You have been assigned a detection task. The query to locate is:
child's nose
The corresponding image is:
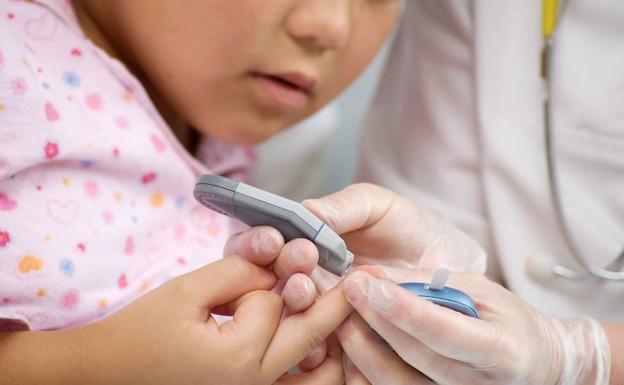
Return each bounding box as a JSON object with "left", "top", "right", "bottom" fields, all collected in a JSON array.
[{"left": 286, "top": 0, "right": 350, "bottom": 51}]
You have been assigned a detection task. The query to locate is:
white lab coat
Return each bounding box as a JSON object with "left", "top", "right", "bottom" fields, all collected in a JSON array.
[{"left": 359, "top": 0, "right": 624, "bottom": 321}]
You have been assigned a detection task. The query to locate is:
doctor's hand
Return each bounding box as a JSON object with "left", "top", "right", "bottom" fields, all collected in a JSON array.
[
  {"left": 304, "top": 183, "right": 487, "bottom": 274},
  {"left": 337, "top": 268, "right": 610, "bottom": 385}
]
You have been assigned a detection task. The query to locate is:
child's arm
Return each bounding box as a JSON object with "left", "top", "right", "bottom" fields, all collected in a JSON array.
[
  {"left": 0, "top": 328, "right": 85, "bottom": 385},
  {"left": 0, "top": 256, "right": 350, "bottom": 385},
  {"left": 0, "top": 325, "right": 139, "bottom": 385},
  {"left": 0, "top": 256, "right": 276, "bottom": 385}
]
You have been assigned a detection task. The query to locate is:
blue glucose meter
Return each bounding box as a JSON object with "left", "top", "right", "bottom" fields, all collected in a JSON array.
[{"left": 399, "top": 282, "right": 479, "bottom": 318}]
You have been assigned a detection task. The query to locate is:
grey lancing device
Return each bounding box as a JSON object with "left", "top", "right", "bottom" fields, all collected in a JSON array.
[{"left": 194, "top": 174, "right": 354, "bottom": 276}]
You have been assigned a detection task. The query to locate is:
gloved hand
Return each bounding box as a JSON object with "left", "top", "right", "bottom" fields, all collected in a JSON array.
[
  {"left": 304, "top": 183, "right": 487, "bottom": 273},
  {"left": 338, "top": 268, "right": 611, "bottom": 385},
  {"left": 303, "top": 183, "right": 487, "bottom": 292}
]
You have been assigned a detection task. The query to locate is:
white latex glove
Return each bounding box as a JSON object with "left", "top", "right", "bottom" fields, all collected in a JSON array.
[
  {"left": 302, "top": 183, "right": 487, "bottom": 291},
  {"left": 338, "top": 268, "right": 611, "bottom": 385}
]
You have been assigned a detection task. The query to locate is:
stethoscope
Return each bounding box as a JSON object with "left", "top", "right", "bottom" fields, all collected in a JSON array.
[{"left": 534, "top": 0, "right": 624, "bottom": 281}]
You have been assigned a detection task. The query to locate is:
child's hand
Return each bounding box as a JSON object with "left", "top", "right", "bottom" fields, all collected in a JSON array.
[
  {"left": 224, "top": 225, "right": 320, "bottom": 312},
  {"left": 224, "top": 226, "right": 328, "bottom": 370},
  {"left": 0, "top": 256, "right": 350, "bottom": 385},
  {"left": 92, "top": 255, "right": 352, "bottom": 385}
]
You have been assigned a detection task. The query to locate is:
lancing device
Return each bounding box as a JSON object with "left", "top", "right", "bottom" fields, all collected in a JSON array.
[{"left": 193, "top": 174, "right": 354, "bottom": 276}]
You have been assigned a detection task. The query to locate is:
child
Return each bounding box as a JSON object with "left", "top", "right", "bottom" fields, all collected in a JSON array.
[{"left": 0, "top": 0, "right": 399, "bottom": 383}]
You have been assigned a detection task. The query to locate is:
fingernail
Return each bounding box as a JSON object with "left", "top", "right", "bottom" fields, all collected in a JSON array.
[
  {"left": 292, "top": 274, "right": 315, "bottom": 300},
  {"left": 368, "top": 279, "right": 395, "bottom": 315},
  {"left": 343, "top": 273, "right": 369, "bottom": 304},
  {"left": 308, "top": 343, "right": 325, "bottom": 361},
  {"left": 286, "top": 241, "right": 307, "bottom": 271},
  {"left": 251, "top": 230, "right": 279, "bottom": 256}
]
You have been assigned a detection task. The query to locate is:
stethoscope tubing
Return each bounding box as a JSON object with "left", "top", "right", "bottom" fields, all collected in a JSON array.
[{"left": 543, "top": 23, "right": 624, "bottom": 281}]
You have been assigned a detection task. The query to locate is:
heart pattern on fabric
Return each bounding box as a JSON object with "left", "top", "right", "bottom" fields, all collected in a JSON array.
[
  {"left": 0, "top": 193, "right": 17, "bottom": 211},
  {"left": 46, "top": 200, "right": 80, "bottom": 226},
  {"left": 18, "top": 255, "right": 43, "bottom": 274},
  {"left": 124, "top": 236, "right": 134, "bottom": 255},
  {"left": 84, "top": 180, "right": 98, "bottom": 198},
  {"left": 45, "top": 102, "right": 60, "bottom": 121},
  {"left": 24, "top": 12, "right": 58, "bottom": 41},
  {"left": 151, "top": 134, "right": 166, "bottom": 153},
  {"left": 118, "top": 273, "right": 128, "bottom": 288}
]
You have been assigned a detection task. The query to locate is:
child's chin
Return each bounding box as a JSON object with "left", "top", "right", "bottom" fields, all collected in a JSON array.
[
  {"left": 193, "top": 111, "right": 293, "bottom": 145},
  {"left": 208, "top": 125, "right": 282, "bottom": 146}
]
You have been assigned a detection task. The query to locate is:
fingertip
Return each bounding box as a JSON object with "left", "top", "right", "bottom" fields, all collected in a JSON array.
[
  {"left": 282, "top": 273, "right": 317, "bottom": 313},
  {"left": 251, "top": 226, "right": 285, "bottom": 260},
  {"left": 298, "top": 341, "right": 328, "bottom": 371},
  {"left": 353, "top": 265, "right": 387, "bottom": 279},
  {"left": 367, "top": 279, "right": 396, "bottom": 317},
  {"left": 274, "top": 239, "right": 319, "bottom": 278},
  {"left": 303, "top": 199, "right": 338, "bottom": 228},
  {"left": 290, "top": 239, "right": 319, "bottom": 273},
  {"left": 223, "top": 226, "right": 285, "bottom": 266},
  {"left": 342, "top": 271, "right": 374, "bottom": 306},
  {"left": 344, "top": 270, "right": 374, "bottom": 282}
]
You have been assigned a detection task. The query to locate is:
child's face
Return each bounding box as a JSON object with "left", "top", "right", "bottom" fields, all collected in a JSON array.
[{"left": 78, "top": 0, "right": 399, "bottom": 145}]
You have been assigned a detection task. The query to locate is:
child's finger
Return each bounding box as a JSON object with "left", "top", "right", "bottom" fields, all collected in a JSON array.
[
  {"left": 211, "top": 288, "right": 270, "bottom": 316},
  {"left": 219, "top": 290, "right": 284, "bottom": 355},
  {"left": 261, "top": 283, "right": 352, "bottom": 378},
  {"left": 223, "top": 226, "right": 284, "bottom": 266},
  {"left": 297, "top": 330, "right": 341, "bottom": 372},
  {"left": 171, "top": 256, "right": 276, "bottom": 311},
  {"left": 274, "top": 334, "right": 344, "bottom": 385},
  {"left": 274, "top": 358, "right": 343, "bottom": 385},
  {"left": 282, "top": 273, "right": 317, "bottom": 314},
  {"left": 272, "top": 238, "right": 319, "bottom": 280},
  {"left": 297, "top": 340, "right": 327, "bottom": 371}
]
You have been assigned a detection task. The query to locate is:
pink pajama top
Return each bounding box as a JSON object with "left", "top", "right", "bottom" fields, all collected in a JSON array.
[{"left": 0, "top": 0, "right": 254, "bottom": 331}]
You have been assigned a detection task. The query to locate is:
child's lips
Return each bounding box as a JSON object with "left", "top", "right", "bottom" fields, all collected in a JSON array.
[
  {"left": 271, "top": 72, "right": 317, "bottom": 94},
  {"left": 251, "top": 72, "right": 315, "bottom": 111}
]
